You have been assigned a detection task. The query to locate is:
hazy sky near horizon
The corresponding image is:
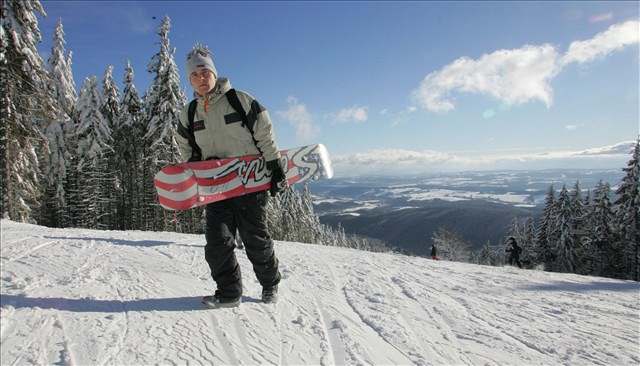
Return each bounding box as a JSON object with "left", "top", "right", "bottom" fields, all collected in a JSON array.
[{"left": 37, "top": 1, "right": 639, "bottom": 173}]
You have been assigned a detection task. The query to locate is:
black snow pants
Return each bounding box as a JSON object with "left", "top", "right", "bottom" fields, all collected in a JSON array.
[
  {"left": 508, "top": 255, "right": 522, "bottom": 268},
  {"left": 204, "top": 191, "right": 281, "bottom": 298}
]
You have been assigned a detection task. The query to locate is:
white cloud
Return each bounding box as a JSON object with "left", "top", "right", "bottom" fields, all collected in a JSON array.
[
  {"left": 332, "top": 141, "right": 635, "bottom": 176},
  {"left": 561, "top": 20, "right": 640, "bottom": 66},
  {"left": 276, "top": 96, "right": 319, "bottom": 142},
  {"left": 334, "top": 149, "right": 456, "bottom": 166},
  {"left": 412, "top": 45, "right": 560, "bottom": 112},
  {"left": 589, "top": 12, "right": 614, "bottom": 24},
  {"left": 412, "top": 19, "right": 640, "bottom": 113},
  {"left": 565, "top": 124, "right": 578, "bottom": 131},
  {"left": 333, "top": 106, "right": 368, "bottom": 123},
  {"left": 379, "top": 109, "right": 389, "bottom": 115},
  {"left": 383, "top": 105, "right": 421, "bottom": 127}
]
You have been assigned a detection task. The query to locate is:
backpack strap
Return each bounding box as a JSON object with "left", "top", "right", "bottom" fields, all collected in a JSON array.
[
  {"left": 178, "top": 99, "right": 202, "bottom": 162},
  {"left": 179, "top": 90, "right": 264, "bottom": 161},
  {"left": 188, "top": 99, "right": 198, "bottom": 129},
  {"left": 225, "top": 88, "right": 263, "bottom": 155}
]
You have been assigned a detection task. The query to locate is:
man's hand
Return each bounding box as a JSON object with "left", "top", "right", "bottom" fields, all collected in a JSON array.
[{"left": 266, "top": 159, "right": 288, "bottom": 196}]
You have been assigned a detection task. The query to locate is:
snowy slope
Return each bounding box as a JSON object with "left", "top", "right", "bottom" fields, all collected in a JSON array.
[{"left": 1, "top": 220, "right": 639, "bottom": 366}]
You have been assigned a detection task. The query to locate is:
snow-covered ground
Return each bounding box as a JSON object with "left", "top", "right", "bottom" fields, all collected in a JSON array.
[
  {"left": 341, "top": 201, "right": 381, "bottom": 214},
  {"left": 1, "top": 220, "right": 639, "bottom": 365}
]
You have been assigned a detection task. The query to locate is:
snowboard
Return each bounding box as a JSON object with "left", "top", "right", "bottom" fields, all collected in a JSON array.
[{"left": 154, "top": 144, "right": 333, "bottom": 211}]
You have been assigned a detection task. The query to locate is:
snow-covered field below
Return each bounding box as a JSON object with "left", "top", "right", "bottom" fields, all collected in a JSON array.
[
  {"left": 1, "top": 220, "right": 639, "bottom": 365},
  {"left": 385, "top": 188, "right": 532, "bottom": 206}
]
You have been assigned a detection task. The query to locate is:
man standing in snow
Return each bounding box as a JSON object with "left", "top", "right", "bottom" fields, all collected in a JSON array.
[
  {"left": 505, "top": 237, "right": 522, "bottom": 268},
  {"left": 176, "top": 45, "right": 286, "bottom": 308}
]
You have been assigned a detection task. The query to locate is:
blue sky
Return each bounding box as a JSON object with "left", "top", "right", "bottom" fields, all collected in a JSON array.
[{"left": 38, "top": 1, "right": 639, "bottom": 174}]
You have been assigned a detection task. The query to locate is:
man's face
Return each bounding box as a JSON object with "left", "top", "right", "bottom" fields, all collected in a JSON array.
[{"left": 190, "top": 68, "right": 216, "bottom": 96}]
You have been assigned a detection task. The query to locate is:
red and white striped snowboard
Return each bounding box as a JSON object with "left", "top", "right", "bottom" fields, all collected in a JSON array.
[{"left": 154, "top": 144, "right": 333, "bottom": 211}]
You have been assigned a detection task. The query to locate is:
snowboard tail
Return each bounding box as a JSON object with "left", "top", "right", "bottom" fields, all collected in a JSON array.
[{"left": 155, "top": 144, "right": 333, "bottom": 211}]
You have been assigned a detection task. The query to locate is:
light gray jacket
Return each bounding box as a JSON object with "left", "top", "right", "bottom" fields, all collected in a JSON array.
[{"left": 176, "top": 78, "right": 281, "bottom": 162}]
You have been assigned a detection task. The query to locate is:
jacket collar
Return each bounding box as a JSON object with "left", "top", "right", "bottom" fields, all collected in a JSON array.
[{"left": 202, "top": 77, "right": 232, "bottom": 104}]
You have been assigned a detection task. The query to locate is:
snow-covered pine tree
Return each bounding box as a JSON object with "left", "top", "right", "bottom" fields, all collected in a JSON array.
[
  {"left": 582, "top": 188, "right": 591, "bottom": 210},
  {"left": 477, "top": 241, "right": 503, "bottom": 266},
  {"left": 42, "top": 121, "right": 67, "bottom": 227},
  {"left": 43, "top": 18, "right": 77, "bottom": 227},
  {"left": 506, "top": 217, "right": 524, "bottom": 243},
  {"left": 297, "top": 184, "right": 323, "bottom": 244},
  {"left": 570, "top": 180, "right": 585, "bottom": 224},
  {"left": 267, "top": 188, "right": 303, "bottom": 242},
  {"left": 477, "top": 241, "right": 493, "bottom": 265},
  {"left": 491, "top": 242, "right": 505, "bottom": 266},
  {"left": 613, "top": 139, "right": 640, "bottom": 280},
  {"left": 65, "top": 138, "right": 81, "bottom": 227},
  {"left": 100, "top": 65, "right": 121, "bottom": 229},
  {"left": 579, "top": 187, "right": 594, "bottom": 265},
  {"left": 569, "top": 180, "right": 593, "bottom": 274},
  {"left": 101, "top": 65, "right": 120, "bottom": 130},
  {"left": 1, "top": 0, "right": 56, "bottom": 222},
  {"left": 588, "top": 181, "right": 617, "bottom": 277},
  {"left": 331, "top": 222, "right": 349, "bottom": 248},
  {"left": 57, "top": 38, "right": 81, "bottom": 227},
  {"left": 142, "top": 16, "right": 187, "bottom": 231},
  {"left": 264, "top": 185, "right": 388, "bottom": 252},
  {"left": 580, "top": 187, "right": 593, "bottom": 231},
  {"left": 431, "top": 227, "right": 472, "bottom": 262},
  {"left": 535, "top": 185, "right": 556, "bottom": 269},
  {"left": 117, "top": 61, "right": 145, "bottom": 230},
  {"left": 269, "top": 185, "right": 326, "bottom": 245},
  {"left": 505, "top": 217, "right": 535, "bottom": 267},
  {"left": 521, "top": 217, "right": 537, "bottom": 267},
  {"left": 48, "top": 18, "right": 76, "bottom": 116},
  {"left": 552, "top": 185, "right": 578, "bottom": 273},
  {"left": 75, "top": 76, "right": 113, "bottom": 229},
  {"left": 581, "top": 187, "right": 593, "bottom": 223},
  {"left": 265, "top": 188, "right": 286, "bottom": 240}
]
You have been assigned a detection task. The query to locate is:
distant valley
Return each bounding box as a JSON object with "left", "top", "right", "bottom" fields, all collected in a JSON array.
[{"left": 307, "top": 169, "right": 624, "bottom": 256}]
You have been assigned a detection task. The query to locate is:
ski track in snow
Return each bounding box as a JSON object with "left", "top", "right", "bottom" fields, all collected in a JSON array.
[
  {"left": 1, "top": 220, "right": 639, "bottom": 365},
  {"left": 2, "top": 239, "right": 61, "bottom": 264}
]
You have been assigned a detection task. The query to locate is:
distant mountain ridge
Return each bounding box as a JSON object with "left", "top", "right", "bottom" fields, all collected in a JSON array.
[{"left": 574, "top": 141, "right": 636, "bottom": 156}]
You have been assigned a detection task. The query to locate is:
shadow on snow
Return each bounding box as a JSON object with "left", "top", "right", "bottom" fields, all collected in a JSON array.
[
  {"left": 0, "top": 294, "right": 260, "bottom": 312},
  {"left": 43, "top": 236, "right": 202, "bottom": 248},
  {"left": 519, "top": 280, "right": 640, "bottom": 293}
]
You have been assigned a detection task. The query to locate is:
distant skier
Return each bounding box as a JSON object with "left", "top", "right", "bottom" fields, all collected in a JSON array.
[
  {"left": 176, "top": 45, "right": 286, "bottom": 308},
  {"left": 431, "top": 244, "right": 439, "bottom": 260},
  {"left": 505, "top": 237, "right": 522, "bottom": 268}
]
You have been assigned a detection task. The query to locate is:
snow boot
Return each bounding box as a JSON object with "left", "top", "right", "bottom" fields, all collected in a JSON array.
[
  {"left": 202, "top": 294, "right": 241, "bottom": 309},
  {"left": 262, "top": 285, "right": 278, "bottom": 304}
]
